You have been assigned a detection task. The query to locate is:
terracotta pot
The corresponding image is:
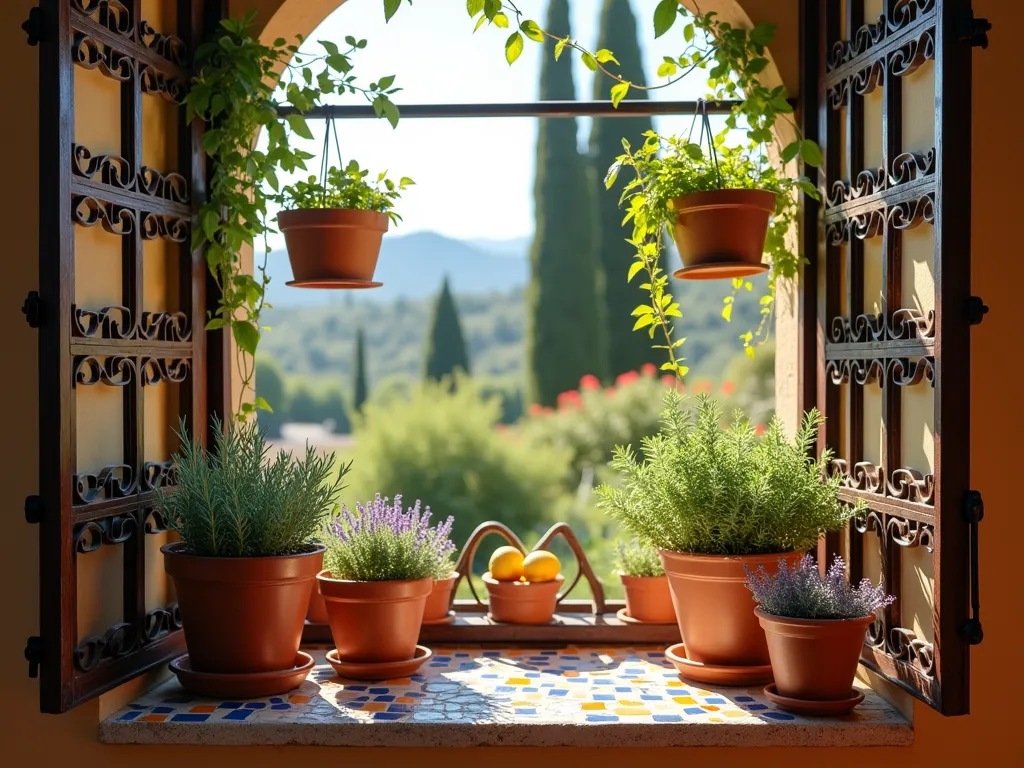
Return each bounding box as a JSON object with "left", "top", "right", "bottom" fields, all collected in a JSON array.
[
  {"left": 484, "top": 573, "right": 564, "bottom": 624},
  {"left": 317, "top": 571, "right": 432, "bottom": 663},
  {"left": 659, "top": 549, "right": 804, "bottom": 667},
  {"left": 671, "top": 189, "right": 776, "bottom": 278},
  {"left": 278, "top": 208, "right": 389, "bottom": 283},
  {"left": 306, "top": 548, "right": 328, "bottom": 623},
  {"left": 162, "top": 542, "right": 324, "bottom": 675},
  {"left": 423, "top": 571, "right": 459, "bottom": 623},
  {"left": 757, "top": 609, "right": 875, "bottom": 701},
  {"left": 620, "top": 573, "right": 676, "bottom": 624}
]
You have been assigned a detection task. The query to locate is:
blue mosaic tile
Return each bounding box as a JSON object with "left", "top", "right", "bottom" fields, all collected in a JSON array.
[
  {"left": 243, "top": 702, "right": 266, "bottom": 710},
  {"left": 763, "top": 712, "right": 796, "bottom": 721},
  {"left": 586, "top": 715, "right": 620, "bottom": 723},
  {"left": 222, "top": 709, "right": 254, "bottom": 721},
  {"left": 118, "top": 711, "right": 141, "bottom": 721},
  {"left": 653, "top": 714, "right": 684, "bottom": 723},
  {"left": 372, "top": 712, "right": 404, "bottom": 721},
  {"left": 150, "top": 707, "right": 173, "bottom": 715}
]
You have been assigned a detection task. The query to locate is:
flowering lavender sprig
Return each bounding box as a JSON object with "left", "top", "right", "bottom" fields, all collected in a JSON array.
[
  {"left": 324, "top": 494, "right": 456, "bottom": 582},
  {"left": 745, "top": 554, "right": 896, "bottom": 620}
]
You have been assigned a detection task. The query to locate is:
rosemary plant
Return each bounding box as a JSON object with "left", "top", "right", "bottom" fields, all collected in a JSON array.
[
  {"left": 597, "top": 391, "right": 857, "bottom": 556},
  {"left": 616, "top": 538, "right": 665, "bottom": 578},
  {"left": 157, "top": 418, "right": 348, "bottom": 557}
]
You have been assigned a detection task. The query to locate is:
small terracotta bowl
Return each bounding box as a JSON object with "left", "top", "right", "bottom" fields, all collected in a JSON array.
[{"left": 483, "top": 572, "right": 564, "bottom": 624}]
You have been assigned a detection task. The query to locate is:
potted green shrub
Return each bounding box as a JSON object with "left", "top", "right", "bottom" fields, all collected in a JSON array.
[
  {"left": 157, "top": 419, "right": 346, "bottom": 697},
  {"left": 317, "top": 495, "right": 454, "bottom": 679},
  {"left": 616, "top": 538, "right": 675, "bottom": 625},
  {"left": 422, "top": 546, "right": 460, "bottom": 626},
  {"left": 613, "top": 132, "right": 802, "bottom": 281},
  {"left": 597, "top": 392, "right": 855, "bottom": 686},
  {"left": 275, "top": 161, "right": 413, "bottom": 287},
  {"left": 747, "top": 554, "right": 895, "bottom": 715}
]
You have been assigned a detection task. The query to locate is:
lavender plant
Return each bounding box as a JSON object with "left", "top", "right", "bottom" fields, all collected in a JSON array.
[
  {"left": 745, "top": 554, "right": 896, "bottom": 620},
  {"left": 323, "top": 494, "right": 456, "bottom": 582},
  {"left": 616, "top": 539, "right": 664, "bottom": 578}
]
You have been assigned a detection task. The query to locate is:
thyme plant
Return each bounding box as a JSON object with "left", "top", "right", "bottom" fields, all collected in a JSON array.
[
  {"left": 616, "top": 538, "right": 664, "bottom": 578},
  {"left": 275, "top": 161, "right": 414, "bottom": 222},
  {"left": 185, "top": 13, "right": 401, "bottom": 419},
  {"left": 746, "top": 554, "right": 896, "bottom": 620},
  {"left": 323, "top": 495, "right": 456, "bottom": 582},
  {"left": 157, "top": 418, "right": 349, "bottom": 557},
  {"left": 597, "top": 391, "right": 857, "bottom": 556}
]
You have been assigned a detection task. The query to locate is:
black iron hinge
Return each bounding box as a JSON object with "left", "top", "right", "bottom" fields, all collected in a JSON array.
[
  {"left": 968, "top": 296, "right": 989, "bottom": 325},
  {"left": 25, "top": 636, "right": 42, "bottom": 678},
  {"left": 22, "top": 7, "right": 43, "bottom": 46},
  {"left": 25, "top": 495, "right": 41, "bottom": 524},
  {"left": 957, "top": 11, "right": 992, "bottom": 49},
  {"left": 21, "top": 291, "right": 41, "bottom": 328},
  {"left": 960, "top": 490, "right": 984, "bottom": 645}
]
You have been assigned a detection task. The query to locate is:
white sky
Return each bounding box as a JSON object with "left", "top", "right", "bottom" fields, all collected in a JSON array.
[{"left": 266, "top": 0, "right": 716, "bottom": 246}]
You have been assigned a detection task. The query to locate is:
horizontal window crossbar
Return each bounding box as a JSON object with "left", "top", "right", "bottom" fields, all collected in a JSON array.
[{"left": 277, "top": 99, "right": 750, "bottom": 120}]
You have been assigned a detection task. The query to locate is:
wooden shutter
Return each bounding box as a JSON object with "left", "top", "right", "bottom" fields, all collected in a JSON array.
[
  {"left": 30, "top": 0, "right": 219, "bottom": 714},
  {"left": 801, "top": 0, "right": 986, "bottom": 715}
]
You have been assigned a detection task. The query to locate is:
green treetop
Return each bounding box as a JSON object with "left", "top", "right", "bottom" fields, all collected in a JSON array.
[
  {"left": 527, "top": 0, "right": 608, "bottom": 406},
  {"left": 424, "top": 276, "right": 471, "bottom": 382}
]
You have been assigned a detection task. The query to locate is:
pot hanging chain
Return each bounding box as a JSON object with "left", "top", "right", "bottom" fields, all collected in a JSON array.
[
  {"left": 687, "top": 99, "right": 723, "bottom": 190},
  {"left": 317, "top": 115, "right": 345, "bottom": 206}
]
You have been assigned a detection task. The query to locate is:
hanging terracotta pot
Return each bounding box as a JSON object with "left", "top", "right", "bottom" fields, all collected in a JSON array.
[
  {"left": 422, "top": 571, "right": 459, "bottom": 624},
  {"left": 659, "top": 549, "right": 804, "bottom": 667},
  {"left": 670, "top": 189, "right": 775, "bottom": 280},
  {"left": 484, "top": 573, "right": 564, "bottom": 624},
  {"left": 162, "top": 542, "right": 324, "bottom": 674},
  {"left": 619, "top": 573, "right": 676, "bottom": 624},
  {"left": 277, "top": 209, "right": 389, "bottom": 287},
  {"left": 316, "top": 571, "right": 432, "bottom": 663},
  {"left": 756, "top": 609, "right": 875, "bottom": 702}
]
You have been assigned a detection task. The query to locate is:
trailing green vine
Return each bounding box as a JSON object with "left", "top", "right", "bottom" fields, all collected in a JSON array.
[
  {"left": 185, "top": 11, "right": 401, "bottom": 419},
  {"left": 457, "top": 0, "right": 822, "bottom": 373}
]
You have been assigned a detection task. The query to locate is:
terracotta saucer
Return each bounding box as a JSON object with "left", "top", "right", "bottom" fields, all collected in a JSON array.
[
  {"left": 673, "top": 262, "right": 769, "bottom": 280},
  {"left": 325, "top": 645, "right": 433, "bottom": 680},
  {"left": 169, "top": 651, "right": 314, "bottom": 698},
  {"left": 285, "top": 278, "right": 383, "bottom": 289},
  {"left": 764, "top": 684, "right": 865, "bottom": 716},
  {"left": 664, "top": 643, "right": 774, "bottom": 687},
  {"left": 421, "top": 610, "right": 456, "bottom": 626},
  {"left": 616, "top": 607, "right": 675, "bottom": 626}
]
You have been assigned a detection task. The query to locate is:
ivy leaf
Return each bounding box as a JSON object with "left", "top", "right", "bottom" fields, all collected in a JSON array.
[
  {"left": 581, "top": 52, "right": 597, "bottom": 71},
  {"left": 231, "top": 320, "right": 259, "bottom": 357},
  {"left": 604, "top": 160, "right": 622, "bottom": 189},
  {"left": 684, "top": 23, "right": 694, "bottom": 43},
  {"left": 285, "top": 113, "right": 314, "bottom": 140},
  {"left": 467, "top": 0, "right": 485, "bottom": 16},
  {"left": 377, "top": 74, "right": 396, "bottom": 91},
  {"left": 746, "top": 57, "right": 769, "bottom": 75},
  {"left": 202, "top": 208, "right": 220, "bottom": 242},
  {"left": 750, "top": 22, "right": 776, "bottom": 48},
  {"left": 781, "top": 141, "right": 801, "bottom": 164},
  {"left": 505, "top": 32, "right": 524, "bottom": 64},
  {"left": 653, "top": 0, "right": 678, "bottom": 39},
  {"left": 610, "top": 81, "right": 630, "bottom": 107},
  {"left": 632, "top": 305, "right": 655, "bottom": 316},
  {"left": 800, "top": 139, "right": 824, "bottom": 167},
  {"left": 657, "top": 61, "right": 677, "bottom": 78},
  {"left": 520, "top": 20, "right": 544, "bottom": 42},
  {"left": 627, "top": 260, "right": 645, "bottom": 282},
  {"left": 683, "top": 143, "right": 704, "bottom": 161},
  {"left": 493, "top": 12, "right": 509, "bottom": 28},
  {"left": 595, "top": 48, "right": 619, "bottom": 65},
  {"left": 633, "top": 314, "right": 656, "bottom": 331},
  {"left": 254, "top": 396, "right": 273, "bottom": 413},
  {"left": 383, "top": 0, "right": 402, "bottom": 22},
  {"left": 381, "top": 98, "right": 400, "bottom": 128},
  {"left": 554, "top": 37, "right": 569, "bottom": 61},
  {"left": 205, "top": 317, "right": 227, "bottom": 331}
]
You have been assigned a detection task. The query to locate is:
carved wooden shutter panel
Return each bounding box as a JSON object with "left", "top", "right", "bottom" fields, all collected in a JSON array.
[
  {"left": 802, "top": 0, "right": 982, "bottom": 715},
  {"left": 33, "top": 0, "right": 217, "bottom": 714}
]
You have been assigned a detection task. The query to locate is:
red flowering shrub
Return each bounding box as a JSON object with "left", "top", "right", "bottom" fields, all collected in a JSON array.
[
  {"left": 579, "top": 374, "right": 601, "bottom": 390},
  {"left": 640, "top": 363, "right": 657, "bottom": 377}
]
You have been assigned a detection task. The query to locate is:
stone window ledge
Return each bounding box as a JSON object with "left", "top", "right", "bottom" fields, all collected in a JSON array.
[{"left": 100, "top": 646, "right": 912, "bottom": 748}]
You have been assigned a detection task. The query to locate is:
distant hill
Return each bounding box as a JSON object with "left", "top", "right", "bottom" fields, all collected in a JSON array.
[{"left": 264, "top": 231, "right": 530, "bottom": 308}]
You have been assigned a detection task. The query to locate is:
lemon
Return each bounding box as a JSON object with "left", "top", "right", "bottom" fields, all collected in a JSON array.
[
  {"left": 489, "top": 546, "right": 525, "bottom": 581},
  {"left": 523, "top": 550, "right": 561, "bottom": 583}
]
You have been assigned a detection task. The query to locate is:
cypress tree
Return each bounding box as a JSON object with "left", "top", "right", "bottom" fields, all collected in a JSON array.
[
  {"left": 353, "top": 327, "right": 368, "bottom": 412},
  {"left": 526, "top": 0, "right": 608, "bottom": 406},
  {"left": 424, "top": 276, "right": 470, "bottom": 382},
  {"left": 590, "top": 0, "right": 664, "bottom": 377}
]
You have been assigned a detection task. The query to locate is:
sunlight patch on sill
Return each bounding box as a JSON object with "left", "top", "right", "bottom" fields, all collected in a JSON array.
[{"left": 100, "top": 647, "right": 912, "bottom": 748}]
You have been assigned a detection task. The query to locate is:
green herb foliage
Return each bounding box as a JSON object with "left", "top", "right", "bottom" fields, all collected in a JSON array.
[
  {"left": 275, "top": 161, "right": 413, "bottom": 221},
  {"left": 185, "top": 11, "right": 401, "bottom": 419},
  {"left": 157, "top": 418, "right": 348, "bottom": 557},
  {"left": 616, "top": 538, "right": 664, "bottom": 578},
  {"left": 597, "top": 392, "right": 856, "bottom": 556}
]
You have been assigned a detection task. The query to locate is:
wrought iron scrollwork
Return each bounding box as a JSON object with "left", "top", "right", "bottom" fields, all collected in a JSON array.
[
  {"left": 140, "top": 211, "right": 189, "bottom": 242},
  {"left": 71, "top": 0, "right": 133, "bottom": 37},
  {"left": 138, "top": 311, "right": 190, "bottom": 342},
  {"left": 889, "top": 627, "right": 936, "bottom": 677},
  {"left": 74, "top": 355, "right": 135, "bottom": 386},
  {"left": 143, "top": 604, "right": 182, "bottom": 643},
  {"left": 138, "top": 64, "right": 188, "bottom": 103},
  {"left": 142, "top": 507, "right": 170, "bottom": 534},
  {"left": 137, "top": 21, "right": 186, "bottom": 65},
  {"left": 74, "top": 306, "right": 134, "bottom": 340},
  {"left": 73, "top": 514, "right": 137, "bottom": 553},
  {"left": 140, "top": 358, "right": 190, "bottom": 386},
  {"left": 142, "top": 462, "right": 175, "bottom": 491},
  {"left": 75, "top": 622, "right": 138, "bottom": 673},
  {"left": 72, "top": 195, "right": 135, "bottom": 235},
  {"left": 73, "top": 144, "right": 189, "bottom": 205},
  {"left": 888, "top": 468, "right": 936, "bottom": 505},
  {"left": 73, "top": 464, "right": 137, "bottom": 506},
  {"left": 72, "top": 32, "right": 133, "bottom": 82}
]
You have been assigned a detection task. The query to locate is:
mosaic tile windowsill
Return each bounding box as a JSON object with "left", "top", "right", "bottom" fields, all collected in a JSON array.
[{"left": 101, "top": 647, "right": 912, "bottom": 748}]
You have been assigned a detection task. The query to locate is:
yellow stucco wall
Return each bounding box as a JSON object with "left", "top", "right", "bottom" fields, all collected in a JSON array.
[{"left": 0, "top": 0, "right": 1019, "bottom": 764}]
